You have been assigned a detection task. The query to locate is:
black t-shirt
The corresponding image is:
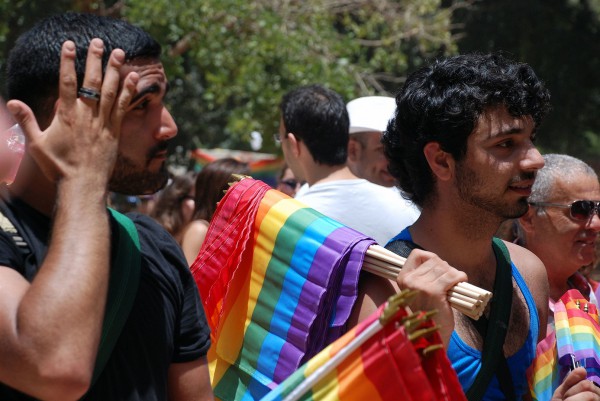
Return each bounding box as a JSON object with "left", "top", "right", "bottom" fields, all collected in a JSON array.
[{"left": 0, "top": 196, "right": 211, "bottom": 400}]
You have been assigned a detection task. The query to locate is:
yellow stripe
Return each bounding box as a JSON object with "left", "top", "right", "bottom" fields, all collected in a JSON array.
[{"left": 212, "top": 196, "right": 307, "bottom": 385}]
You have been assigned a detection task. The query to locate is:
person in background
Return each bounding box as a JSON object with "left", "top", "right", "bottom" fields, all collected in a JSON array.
[
  {"left": 382, "top": 53, "right": 598, "bottom": 399},
  {"left": 136, "top": 194, "right": 157, "bottom": 215},
  {"left": 515, "top": 154, "right": 600, "bottom": 328},
  {"left": 275, "top": 163, "right": 301, "bottom": 197},
  {"left": 181, "top": 158, "right": 250, "bottom": 265},
  {"left": 150, "top": 172, "right": 196, "bottom": 244},
  {"left": 277, "top": 84, "right": 417, "bottom": 246},
  {"left": 0, "top": 12, "right": 212, "bottom": 400},
  {"left": 346, "top": 95, "right": 420, "bottom": 223},
  {"left": 346, "top": 95, "right": 399, "bottom": 188}
]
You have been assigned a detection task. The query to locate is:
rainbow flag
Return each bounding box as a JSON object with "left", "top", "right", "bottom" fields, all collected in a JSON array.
[
  {"left": 529, "top": 289, "right": 600, "bottom": 400},
  {"left": 262, "top": 295, "right": 467, "bottom": 401},
  {"left": 191, "top": 178, "right": 375, "bottom": 400},
  {"left": 190, "top": 148, "right": 284, "bottom": 186}
]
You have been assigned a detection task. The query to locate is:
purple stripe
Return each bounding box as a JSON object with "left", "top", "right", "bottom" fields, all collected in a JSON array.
[{"left": 272, "top": 226, "right": 374, "bottom": 383}]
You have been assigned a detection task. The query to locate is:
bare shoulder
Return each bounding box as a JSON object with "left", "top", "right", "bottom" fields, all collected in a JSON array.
[
  {"left": 504, "top": 240, "right": 547, "bottom": 288},
  {"left": 181, "top": 219, "right": 210, "bottom": 265},
  {"left": 504, "top": 240, "right": 549, "bottom": 339},
  {"left": 348, "top": 271, "right": 396, "bottom": 327},
  {"left": 182, "top": 219, "right": 210, "bottom": 238}
]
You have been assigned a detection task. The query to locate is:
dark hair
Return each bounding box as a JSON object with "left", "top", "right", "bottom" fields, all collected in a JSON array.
[
  {"left": 280, "top": 84, "right": 349, "bottom": 165},
  {"left": 193, "top": 158, "right": 250, "bottom": 221},
  {"left": 382, "top": 53, "right": 551, "bottom": 207},
  {"left": 6, "top": 12, "right": 161, "bottom": 120},
  {"left": 150, "top": 172, "right": 195, "bottom": 237}
]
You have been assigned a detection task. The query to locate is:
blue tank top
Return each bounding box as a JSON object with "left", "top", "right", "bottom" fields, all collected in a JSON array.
[{"left": 388, "top": 228, "right": 539, "bottom": 400}]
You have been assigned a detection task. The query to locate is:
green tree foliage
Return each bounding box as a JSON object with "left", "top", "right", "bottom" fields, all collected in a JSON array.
[
  {"left": 453, "top": 0, "right": 600, "bottom": 163},
  {"left": 122, "top": 0, "right": 461, "bottom": 152},
  {"left": 0, "top": 0, "right": 462, "bottom": 153}
]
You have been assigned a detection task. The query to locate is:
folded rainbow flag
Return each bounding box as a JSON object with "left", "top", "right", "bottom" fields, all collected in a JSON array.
[
  {"left": 191, "top": 178, "right": 375, "bottom": 400},
  {"left": 529, "top": 289, "right": 600, "bottom": 400},
  {"left": 262, "top": 295, "right": 467, "bottom": 401}
]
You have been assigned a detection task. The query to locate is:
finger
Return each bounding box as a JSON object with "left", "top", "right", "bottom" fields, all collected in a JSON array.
[
  {"left": 413, "top": 259, "right": 468, "bottom": 289},
  {"left": 6, "top": 100, "right": 41, "bottom": 144},
  {"left": 98, "top": 48, "right": 126, "bottom": 119},
  {"left": 402, "top": 249, "right": 439, "bottom": 272},
  {"left": 400, "top": 250, "right": 467, "bottom": 290},
  {"left": 58, "top": 41, "right": 78, "bottom": 110},
  {"left": 111, "top": 71, "right": 139, "bottom": 131},
  {"left": 79, "top": 38, "right": 105, "bottom": 104},
  {"left": 559, "top": 367, "right": 600, "bottom": 399}
]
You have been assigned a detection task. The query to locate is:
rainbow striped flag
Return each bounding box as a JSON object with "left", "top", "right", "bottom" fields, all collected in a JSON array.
[
  {"left": 262, "top": 294, "right": 467, "bottom": 401},
  {"left": 191, "top": 178, "right": 375, "bottom": 400},
  {"left": 528, "top": 289, "right": 600, "bottom": 400}
]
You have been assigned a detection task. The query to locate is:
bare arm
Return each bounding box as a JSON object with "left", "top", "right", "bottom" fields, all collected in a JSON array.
[
  {"left": 350, "top": 249, "right": 466, "bottom": 346},
  {"left": 506, "top": 241, "right": 549, "bottom": 341},
  {"left": 181, "top": 220, "right": 209, "bottom": 266},
  {"left": 168, "top": 357, "right": 214, "bottom": 401},
  {"left": 348, "top": 271, "right": 397, "bottom": 326},
  {"left": 395, "top": 249, "right": 468, "bottom": 347},
  {"left": 0, "top": 39, "right": 137, "bottom": 400}
]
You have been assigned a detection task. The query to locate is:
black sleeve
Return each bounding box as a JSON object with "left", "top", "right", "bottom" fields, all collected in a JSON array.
[
  {"left": 128, "top": 213, "right": 211, "bottom": 363},
  {"left": 173, "top": 262, "right": 212, "bottom": 362}
]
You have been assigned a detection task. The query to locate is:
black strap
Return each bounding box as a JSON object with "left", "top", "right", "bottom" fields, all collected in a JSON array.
[
  {"left": 465, "top": 238, "right": 514, "bottom": 401},
  {"left": 385, "top": 236, "right": 515, "bottom": 400}
]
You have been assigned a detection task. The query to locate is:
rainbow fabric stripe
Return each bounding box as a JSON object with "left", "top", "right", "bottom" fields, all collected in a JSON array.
[
  {"left": 262, "top": 302, "right": 467, "bottom": 401},
  {"left": 191, "top": 178, "right": 375, "bottom": 401},
  {"left": 190, "top": 148, "right": 284, "bottom": 185},
  {"left": 529, "top": 289, "right": 600, "bottom": 400}
]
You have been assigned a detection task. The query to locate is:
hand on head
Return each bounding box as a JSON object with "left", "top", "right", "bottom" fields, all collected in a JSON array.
[
  {"left": 6, "top": 38, "right": 138, "bottom": 186},
  {"left": 397, "top": 249, "right": 468, "bottom": 347}
]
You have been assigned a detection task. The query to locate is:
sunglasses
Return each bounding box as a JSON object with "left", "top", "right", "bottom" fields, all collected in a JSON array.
[{"left": 528, "top": 200, "right": 600, "bottom": 221}]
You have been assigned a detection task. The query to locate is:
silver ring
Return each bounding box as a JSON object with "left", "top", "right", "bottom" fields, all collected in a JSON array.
[{"left": 78, "top": 87, "right": 101, "bottom": 101}]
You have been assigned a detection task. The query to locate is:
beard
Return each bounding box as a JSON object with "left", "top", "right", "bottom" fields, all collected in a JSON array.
[
  {"left": 109, "top": 143, "right": 170, "bottom": 195},
  {"left": 455, "top": 161, "right": 532, "bottom": 219}
]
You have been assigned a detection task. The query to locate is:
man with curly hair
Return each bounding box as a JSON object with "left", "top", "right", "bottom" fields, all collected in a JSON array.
[{"left": 382, "top": 53, "right": 599, "bottom": 400}]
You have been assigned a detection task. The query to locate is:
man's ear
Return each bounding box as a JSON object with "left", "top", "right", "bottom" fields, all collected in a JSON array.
[
  {"left": 347, "top": 137, "right": 360, "bottom": 163},
  {"left": 423, "top": 142, "right": 453, "bottom": 181},
  {"left": 287, "top": 133, "right": 302, "bottom": 158}
]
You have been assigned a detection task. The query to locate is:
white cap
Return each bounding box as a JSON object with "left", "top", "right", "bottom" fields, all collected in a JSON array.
[{"left": 347, "top": 96, "right": 396, "bottom": 134}]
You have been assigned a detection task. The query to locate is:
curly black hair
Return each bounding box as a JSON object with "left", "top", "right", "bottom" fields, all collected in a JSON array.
[{"left": 382, "top": 53, "right": 551, "bottom": 207}]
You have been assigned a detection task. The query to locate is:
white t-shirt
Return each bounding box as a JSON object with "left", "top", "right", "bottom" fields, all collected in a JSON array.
[{"left": 295, "top": 179, "right": 420, "bottom": 245}]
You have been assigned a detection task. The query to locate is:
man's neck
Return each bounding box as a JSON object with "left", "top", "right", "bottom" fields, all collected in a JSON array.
[
  {"left": 305, "top": 164, "right": 358, "bottom": 186},
  {"left": 409, "top": 201, "right": 503, "bottom": 289}
]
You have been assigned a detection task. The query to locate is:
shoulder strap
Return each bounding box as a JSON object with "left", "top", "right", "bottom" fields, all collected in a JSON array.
[
  {"left": 465, "top": 238, "right": 514, "bottom": 401},
  {"left": 387, "top": 236, "right": 515, "bottom": 400},
  {"left": 90, "top": 209, "right": 142, "bottom": 385},
  {"left": 0, "top": 206, "right": 31, "bottom": 255}
]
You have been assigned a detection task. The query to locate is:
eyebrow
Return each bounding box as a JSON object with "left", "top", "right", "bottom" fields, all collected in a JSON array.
[
  {"left": 129, "top": 82, "right": 171, "bottom": 106},
  {"left": 491, "top": 126, "right": 524, "bottom": 137}
]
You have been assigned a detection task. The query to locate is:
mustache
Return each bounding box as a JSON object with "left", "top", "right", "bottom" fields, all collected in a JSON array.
[
  {"left": 509, "top": 171, "right": 536, "bottom": 185},
  {"left": 148, "top": 141, "right": 170, "bottom": 159}
]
